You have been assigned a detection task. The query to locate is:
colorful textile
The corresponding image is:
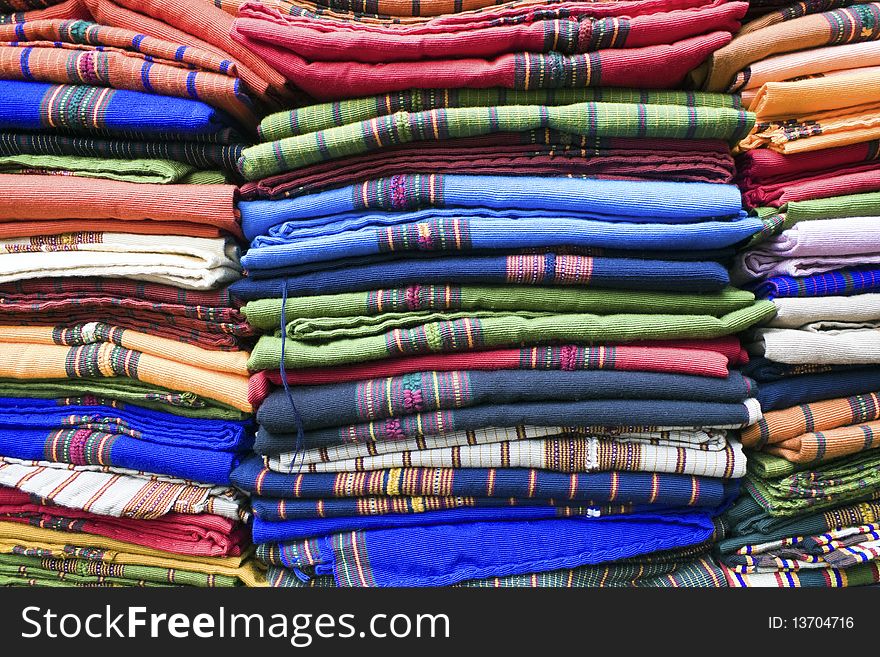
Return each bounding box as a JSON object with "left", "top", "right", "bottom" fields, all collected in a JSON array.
[
  {"left": 263, "top": 426, "right": 730, "bottom": 469},
  {"left": 238, "top": 100, "right": 754, "bottom": 180},
  {"left": 268, "top": 552, "right": 727, "bottom": 588},
  {"left": 0, "top": 131, "right": 244, "bottom": 171},
  {"left": 0, "top": 323, "right": 251, "bottom": 412},
  {"left": 0, "top": 487, "right": 246, "bottom": 557},
  {"left": 0, "top": 277, "right": 253, "bottom": 351},
  {"left": 0, "top": 174, "right": 240, "bottom": 237},
  {"left": 247, "top": 303, "right": 776, "bottom": 370},
  {"left": 258, "top": 370, "right": 755, "bottom": 431},
  {"left": 0, "top": 232, "right": 240, "bottom": 290},
  {"left": 742, "top": 392, "right": 880, "bottom": 449},
  {"left": 240, "top": 136, "right": 738, "bottom": 200},
  {"left": 0, "top": 455, "right": 247, "bottom": 520},
  {"left": 751, "top": 326, "right": 880, "bottom": 366},
  {"left": 752, "top": 268, "right": 880, "bottom": 300},
  {"left": 260, "top": 87, "right": 744, "bottom": 140},
  {"left": 238, "top": 175, "right": 747, "bottom": 240},
  {"left": 755, "top": 368, "right": 880, "bottom": 411},
  {"left": 746, "top": 450, "right": 880, "bottom": 516},
  {"left": 0, "top": 154, "right": 225, "bottom": 185},
  {"left": 264, "top": 435, "right": 747, "bottom": 479},
  {"left": 253, "top": 509, "right": 718, "bottom": 587},
  {"left": 743, "top": 164, "right": 880, "bottom": 208},
  {"left": 723, "top": 561, "right": 880, "bottom": 587},
  {"left": 696, "top": 1, "right": 880, "bottom": 91},
  {"left": 0, "top": 397, "right": 249, "bottom": 484},
  {"left": 736, "top": 141, "right": 880, "bottom": 190},
  {"left": 231, "top": 1, "right": 742, "bottom": 99},
  {"left": 0, "top": 79, "right": 242, "bottom": 141},
  {"left": 232, "top": 456, "right": 736, "bottom": 504},
  {"left": 0, "top": 520, "right": 264, "bottom": 585}
]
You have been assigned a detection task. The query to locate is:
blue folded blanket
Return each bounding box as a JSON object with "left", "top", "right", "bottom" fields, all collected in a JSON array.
[
  {"left": 752, "top": 268, "right": 880, "bottom": 300},
  {"left": 239, "top": 175, "right": 748, "bottom": 240},
  {"left": 241, "top": 219, "right": 760, "bottom": 270},
  {"left": 254, "top": 511, "right": 719, "bottom": 587},
  {"left": 255, "top": 398, "right": 758, "bottom": 451},
  {"left": 0, "top": 80, "right": 242, "bottom": 142},
  {"left": 232, "top": 457, "right": 735, "bottom": 505},
  {"left": 231, "top": 254, "right": 737, "bottom": 299},
  {"left": 755, "top": 369, "right": 880, "bottom": 412},
  {"left": 257, "top": 370, "right": 756, "bottom": 433},
  {"left": 0, "top": 398, "right": 252, "bottom": 485}
]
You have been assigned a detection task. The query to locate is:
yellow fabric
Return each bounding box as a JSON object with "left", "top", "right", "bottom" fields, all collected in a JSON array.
[
  {"left": 749, "top": 68, "right": 880, "bottom": 120},
  {"left": 0, "top": 521, "right": 267, "bottom": 586}
]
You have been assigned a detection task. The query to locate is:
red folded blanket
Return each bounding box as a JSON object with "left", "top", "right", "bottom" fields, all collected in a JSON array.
[
  {"left": 240, "top": 136, "right": 735, "bottom": 200},
  {"left": 736, "top": 141, "right": 880, "bottom": 189},
  {"left": 742, "top": 164, "right": 880, "bottom": 208},
  {"left": 0, "top": 487, "right": 247, "bottom": 557},
  {"left": 0, "top": 278, "right": 255, "bottom": 351},
  {"left": 231, "top": 0, "right": 741, "bottom": 99},
  {"left": 248, "top": 338, "right": 747, "bottom": 406}
]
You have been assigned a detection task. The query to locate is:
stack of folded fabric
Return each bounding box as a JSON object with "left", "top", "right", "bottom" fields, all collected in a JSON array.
[
  {"left": 0, "top": 0, "right": 290, "bottom": 586},
  {"left": 698, "top": 0, "right": 880, "bottom": 587},
  {"left": 228, "top": 62, "right": 781, "bottom": 584}
]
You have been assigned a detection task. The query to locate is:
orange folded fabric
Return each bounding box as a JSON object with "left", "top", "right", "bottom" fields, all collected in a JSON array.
[
  {"left": 765, "top": 420, "right": 880, "bottom": 464},
  {"left": 0, "top": 324, "right": 252, "bottom": 412},
  {"left": 749, "top": 67, "right": 880, "bottom": 120},
  {"left": 0, "top": 175, "right": 242, "bottom": 239}
]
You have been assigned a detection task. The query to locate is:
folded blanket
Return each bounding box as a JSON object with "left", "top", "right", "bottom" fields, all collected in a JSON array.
[
  {"left": 251, "top": 502, "right": 720, "bottom": 543},
  {"left": 239, "top": 135, "right": 738, "bottom": 200},
  {"left": 755, "top": 368, "right": 880, "bottom": 412},
  {"left": 736, "top": 141, "right": 880, "bottom": 188},
  {"left": 0, "top": 174, "right": 240, "bottom": 237},
  {"left": 264, "top": 435, "right": 746, "bottom": 479},
  {"left": 0, "top": 378, "right": 248, "bottom": 420},
  {"left": 247, "top": 303, "right": 775, "bottom": 370},
  {"left": 244, "top": 228, "right": 745, "bottom": 275},
  {"left": 269, "top": 552, "right": 727, "bottom": 588},
  {"left": 723, "top": 561, "right": 880, "bottom": 587},
  {"left": 232, "top": 455, "right": 736, "bottom": 504},
  {"left": 735, "top": 217, "right": 880, "bottom": 281},
  {"left": 0, "top": 24, "right": 257, "bottom": 127},
  {"left": 0, "top": 553, "right": 243, "bottom": 587},
  {"left": 239, "top": 175, "right": 746, "bottom": 240},
  {"left": 747, "top": 450, "right": 880, "bottom": 516},
  {"left": 750, "top": 418, "right": 880, "bottom": 466},
  {"left": 717, "top": 494, "right": 880, "bottom": 554},
  {"left": 734, "top": 40, "right": 880, "bottom": 99},
  {"left": 0, "top": 277, "right": 254, "bottom": 351},
  {"left": 259, "top": 87, "right": 744, "bottom": 140},
  {"left": 0, "top": 323, "right": 251, "bottom": 411},
  {"left": 743, "top": 163, "right": 880, "bottom": 208},
  {"left": 0, "top": 154, "right": 226, "bottom": 186},
  {"left": 258, "top": 370, "right": 754, "bottom": 432},
  {"left": 238, "top": 101, "right": 753, "bottom": 180},
  {"left": 768, "top": 294, "right": 880, "bottom": 328},
  {"left": 0, "top": 455, "right": 247, "bottom": 520},
  {"left": 264, "top": 425, "right": 729, "bottom": 462},
  {"left": 0, "top": 79, "right": 243, "bottom": 142},
  {"left": 696, "top": 1, "right": 880, "bottom": 91},
  {"left": 0, "top": 232, "right": 240, "bottom": 290},
  {"left": 253, "top": 510, "right": 718, "bottom": 587},
  {"left": 742, "top": 391, "right": 880, "bottom": 449},
  {"left": 257, "top": 398, "right": 761, "bottom": 452},
  {"left": 0, "top": 397, "right": 250, "bottom": 484},
  {"left": 0, "top": 520, "right": 264, "bottom": 586},
  {"left": 752, "top": 268, "right": 880, "bottom": 299},
  {"left": 751, "top": 326, "right": 880, "bottom": 366},
  {"left": 740, "top": 99, "right": 880, "bottom": 155},
  {"left": 232, "top": 1, "right": 740, "bottom": 99},
  {"left": 0, "top": 487, "right": 246, "bottom": 557},
  {"left": 245, "top": 286, "right": 756, "bottom": 327},
  {"left": 0, "top": 131, "right": 244, "bottom": 171},
  {"left": 742, "top": 357, "right": 862, "bottom": 383}
]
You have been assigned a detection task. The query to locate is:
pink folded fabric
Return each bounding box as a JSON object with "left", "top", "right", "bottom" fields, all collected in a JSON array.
[{"left": 743, "top": 164, "right": 880, "bottom": 207}]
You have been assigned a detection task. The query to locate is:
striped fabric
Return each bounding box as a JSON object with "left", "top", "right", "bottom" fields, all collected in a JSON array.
[
  {"left": 723, "top": 561, "right": 880, "bottom": 587},
  {"left": 239, "top": 101, "right": 754, "bottom": 180},
  {"left": 266, "top": 435, "right": 747, "bottom": 479},
  {"left": 0, "top": 455, "right": 248, "bottom": 521},
  {"left": 742, "top": 392, "right": 880, "bottom": 448},
  {"left": 752, "top": 268, "right": 880, "bottom": 299},
  {"left": 260, "top": 87, "right": 744, "bottom": 140}
]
